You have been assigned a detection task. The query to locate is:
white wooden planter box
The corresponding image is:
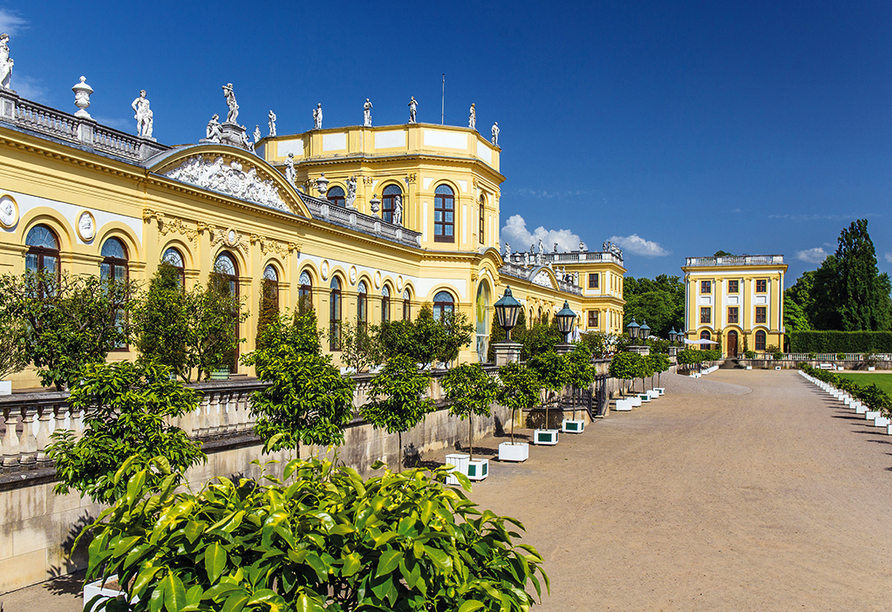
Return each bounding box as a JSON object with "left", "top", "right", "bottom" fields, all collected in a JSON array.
[
  {"left": 868, "top": 366, "right": 876, "bottom": 371},
  {"left": 654, "top": 387, "right": 665, "bottom": 395},
  {"left": 630, "top": 396, "right": 642, "bottom": 407},
  {"left": 562, "top": 419, "right": 585, "bottom": 433},
  {"left": 638, "top": 394, "right": 651, "bottom": 403},
  {"left": 466, "top": 458, "right": 488, "bottom": 481},
  {"left": 746, "top": 365, "right": 752, "bottom": 370},
  {"left": 445, "top": 453, "right": 470, "bottom": 485},
  {"left": 84, "top": 576, "right": 137, "bottom": 610},
  {"left": 855, "top": 404, "right": 868, "bottom": 414},
  {"left": 498, "top": 442, "right": 529, "bottom": 462},
  {"left": 865, "top": 411, "right": 881, "bottom": 420},
  {"left": 887, "top": 423, "right": 892, "bottom": 436},
  {"left": 615, "top": 399, "right": 633, "bottom": 411},
  {"left": 533, "top": 429, "right": 559, "bottom": 445},
  {"left": 0, "top": 380, "right": 10, "bottom": 396},
  {"left": 647, "top": 390, "right": 660, "bottom": 399},
  {"left": 874, "top": 416, "right": 891, "bottom": 427}
]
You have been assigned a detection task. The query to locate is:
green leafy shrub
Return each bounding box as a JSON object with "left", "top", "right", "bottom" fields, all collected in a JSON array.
[
  {"left": 242, "top": 309, "right": 356, "bottom": 457},
  {"left": 745, "top": 350, "right": 756, "bottom": 359},
  {"left": 837, "top": 352, "right": 846, "bottom": 360},
  {"left": 497, "top": 362, "right": 541, "bottom": 444},
  {"left": 528, "top": 351, "right": 569, "bottom": 427},
  {"left": 82, "top": 457, "right": 548, "bottom": 612},
  {"left": 791, "top": 330, "right": 892, "bottom": 353},
  {"left": 609, "top": 352, "right": 641, "bottom": 388},
  {"left": 361, "top": 354, "right": 434, "bottom": 470},
  {"left": 47, "top": 361, "right": 205, "bottom": 503},
  {"left": 773, "top": 351, "right": 784, "bottom": 361},
  {"left": 442, "top": 363, "right": 499, "bottom": 460}
]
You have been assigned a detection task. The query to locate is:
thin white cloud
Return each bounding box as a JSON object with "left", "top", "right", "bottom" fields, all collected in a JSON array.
[
  {"left": 885, "top": 252, "right": 892, "bottom": 264},
  {"left": 500, "top": 214, "right": 582, "bottom": 253},
  {"left": 795, "top": 247, "right": 829, "bottom": 264},
  {"left": 0, "top": 9, "right": 28, "bottom": 36},
  {"left": 12, "top": 75, "right": 47, "bottom": 103},
  {"left": 607, "top": 234, "right": 670, "bottom": 257},
  {"left": 513, "top": 187, "right": 597, "bottom": 200},
  {"left": 93, "top": 116, "right": 134, "bottom": 133}
]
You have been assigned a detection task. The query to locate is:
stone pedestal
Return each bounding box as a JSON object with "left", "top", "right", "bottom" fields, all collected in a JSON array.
[
  {"left": 0, "top": 87, "right": 18, "bottom": 123},
  {"left": 555, "top": 343, "right": 574, "bottom": 356},
  {"left": 627, "top": 345, "right": 650, "bottom": 356},
  {"left": 220, "top": 122, "right": 249, "bottom": 149},
  {"left": 494, "top": 341, "right": 521, "bottom": 366}
]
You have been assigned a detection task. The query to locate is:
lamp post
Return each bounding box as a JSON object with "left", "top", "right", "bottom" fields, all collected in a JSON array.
[
  {"left": 554, "top": 300, "right": 577, "bottom": 355},
  {"left": 625, "top": 317, "right": 649, "bottom": 355},
  {"left": 493, "top": 286, "right": 522, "bottom": 365}
]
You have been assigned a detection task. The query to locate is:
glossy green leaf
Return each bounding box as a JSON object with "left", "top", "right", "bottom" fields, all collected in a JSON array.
[{"left": 205, "top": 542, "right": 227, "bottom": 584}]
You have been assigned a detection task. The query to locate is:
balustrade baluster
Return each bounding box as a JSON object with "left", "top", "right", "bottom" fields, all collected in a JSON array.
[
  {"left": 2, "top": 405, "right": 21, "bottom": 470},
  {"left": 19, "top": 406, "right": 38, "bottom": 467},
  {"left": 35, "top": 405, "right": 53, "bottom": 466}
]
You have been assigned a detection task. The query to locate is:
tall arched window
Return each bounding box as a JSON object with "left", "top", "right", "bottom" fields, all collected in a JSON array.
[
  {"left": 299, "top": 270, "right": 313, "bottom": 313},
  {"left": 755, "top": 330, "right": 767, "bottom": 351},
  {"left": 433, "top": 290, "right": 454, "bottom": 321},
  {"left": 327, "top": 186, "right": 345, "bottom": 207},
  {"left": 100, "top": 237, "right": 128, "bottom": 284},
  {"left": 382, "top": 184, "right": 401, "bottom": 224},
  {"left": 162, "top": 247, "right": 185, "bottom": 287},
  {"left": 478, "top": 195, "right": 485, "bottom": 245},
  {"left": 434, "top": 184, "right": 455, "bottom": 242},
  {"left": 25, "top": 224, "right": 59, "bottom": 274},
  {"left": 214, "top": 252, "right": 240, "bottom": 368},
  {"left": 330, "top": 276, "right": 342, "bottom": 351},
  {"left": 700, "top": 329, "right": 711, "bottom": 350},
  {"left": 402, "top": 289, "right": 411, "bottom": 321},
  {"left": 263, "top": 264, "right": 279, "bottom": 313},
  {"left": 357, "top": 281, "right": 368, "bottom": 326},
  {"left": 381, "top": 286, "right": 390, "bottom": 323}
]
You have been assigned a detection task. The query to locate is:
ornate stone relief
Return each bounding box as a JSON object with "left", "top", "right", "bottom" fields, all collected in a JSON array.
[
  {"left": 143, "top": 209, "right": 202, "bottom": 245},
  {"left": 209, "top": 225, "right": 249, "bottom": 255},
  {"left": 532, "top": 270, "right": 555, "bottom": 289},
  {"left": 250, "top": 234, "right": 300, "bottom": 260},
  {"left": 164, "top": 155, "right": 291, "bottom": 213}
]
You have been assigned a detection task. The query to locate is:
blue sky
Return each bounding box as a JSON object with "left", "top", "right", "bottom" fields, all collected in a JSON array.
[{"left": 5, "top": 1, "right": 892, "bottom": 283}]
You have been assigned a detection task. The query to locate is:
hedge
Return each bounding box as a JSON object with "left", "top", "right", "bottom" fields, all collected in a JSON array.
[{"left": 790, "top": 331, "right": 892, "bottom": 353}]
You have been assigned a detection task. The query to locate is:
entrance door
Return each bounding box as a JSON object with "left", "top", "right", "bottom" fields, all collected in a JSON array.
[{"left": 727, "top": 331, "right": 738, "bottom": 358}]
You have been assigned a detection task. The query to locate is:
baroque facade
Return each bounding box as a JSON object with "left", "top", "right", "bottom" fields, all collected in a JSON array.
[
  {"left": 681, "top": 255, "right": 787, "bottom": 356},
  {"left": 0, "top": 72, "right": 625, "bottom": 388}
]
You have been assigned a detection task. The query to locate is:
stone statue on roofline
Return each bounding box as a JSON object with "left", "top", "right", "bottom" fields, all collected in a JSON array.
[
  {"left": 268, "top": 110, "right": 277, "bottom": 136},
  {"left": 468, "top": 103, "right": 476, "bottom": 129},
  {"left": 313, "top": 103, "right": 323, "bottom": 129},
  {"left": 284, "top": 153, "right": 296, "bottom": 185},
  {"left": 491, "top": 122, "right": 499, "bottom": 146},
  {"left": 206, "top": 114, "right": 222, "bottom": 142},
  {"left": 253, "top": 125, "right": 262, "bottom": 145},
  {"left": 131, "top": 90, "right": 153, "bottom": 139},
  {"left": 393, "top": 195, "right": 403, "bottom": 226},
  {"left": 504, "top": 242, "right": 510, "bottom": 259},
  {"left": 346, "top": 176, "right": 357, "bottom": 208},
  {"left": 222, "top": 83, "right": 239, "bottom": 124},
  {"left": 408, "top": 96, "right": 418, "bottom": 123},
  {"left": 363, "top": 98, "right": 373, "bottom": 127},
  {"left": 0, "top": 33, "right": 13, "bottom": 90}
]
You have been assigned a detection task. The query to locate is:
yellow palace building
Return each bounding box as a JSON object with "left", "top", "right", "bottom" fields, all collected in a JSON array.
[
  {"left": 681, "top": 255, "right": 787, "bottom": 357},
  {"left": 0, "top": 65, "right": 624, "bottom": 388}
]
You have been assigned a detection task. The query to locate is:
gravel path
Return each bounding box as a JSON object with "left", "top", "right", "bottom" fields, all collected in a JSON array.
[{"left": 453, "top": 369, "right": 892, "bottom": 611}]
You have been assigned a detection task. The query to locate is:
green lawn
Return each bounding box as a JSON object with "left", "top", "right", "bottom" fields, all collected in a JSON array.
[{"left": 836, "top": 372, "right": 892, "bottom": 395}]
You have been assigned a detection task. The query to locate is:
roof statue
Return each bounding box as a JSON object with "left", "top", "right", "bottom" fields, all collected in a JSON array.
[
  {"left": 284, "top": 153, "right": 296, "bottom": 185},
  {"left": 313, "top": 103, "right": 323, "bottom": 129},
  {"left": 469, "top": 103, "right": 476, "bottom": 129},
  {"left": 268, "top": 110, "right": 277, "bottom": 136},
  {"left": 205, "top": 114, "right": 222, "bottom": 142},
  {"left": 222, "top": 83, "right": 239, "bottom": 124},
  {"left": 0, "top": 33, "right": 13, "bottom": 90},
  {"left": 346, "top": 176, "right": 357, "bottom": 209},
  {"left": 491, "top": 122, "right": 499, "bottom": 146},
  {"left": 131, "top": 90, "right": 153, "bottom": 139},
  {"left": 408, "top": 96, "right": 417, "bottom": 123},
  {"left": 363, "top": 98, "right": 373, "bottom": 127}
]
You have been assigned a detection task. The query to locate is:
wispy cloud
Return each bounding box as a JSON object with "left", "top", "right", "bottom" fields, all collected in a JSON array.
[
  {"left": 795, "top": 247, "right": 829, "bottom": 264},
  {"left": 93, "top": 116, "right": 134, "bottom": 133},
  {"left": 0, "top": 9, "right": 28, "bottom": 36},
  {"left": 607, "top": 234, "right": 670, "bottom": 257},
  {"left": 13, "top": 75, "right": 47, "bottom": 103},
  {"left": 500, "top": 214, "right": 583, "bottom": 253},
  {"left": 885, "top": 253, "right": 892, "bottom": 264}
]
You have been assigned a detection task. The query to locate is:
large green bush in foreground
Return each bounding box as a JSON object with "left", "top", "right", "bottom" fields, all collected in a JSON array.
[{"left": 83, "top": 458, "right": 548, "bottom": 612}]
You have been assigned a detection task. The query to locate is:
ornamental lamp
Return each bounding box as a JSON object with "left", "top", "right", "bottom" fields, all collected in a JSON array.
[
  {"left": 639, "top": 320, "right": 651, "bottom": 341},
  {"left": 626, "top": 318, "right": 640, "bottom": 340},
  {"left": 494, "top": 286, "right": 522, "bottom": 341},
  {"left": 555, "top": 300, "right": 577, "bottom": 343},
  {"left": 669, "top": 327, "right": 678, "bottom": 343}
]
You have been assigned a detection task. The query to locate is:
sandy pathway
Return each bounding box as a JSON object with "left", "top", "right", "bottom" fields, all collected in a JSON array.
[{"left": 451, "top": 369, "right": 892, "bottom": 611}]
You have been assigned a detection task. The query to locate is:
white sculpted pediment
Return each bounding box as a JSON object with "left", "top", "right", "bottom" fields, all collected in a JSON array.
[
  {"left": 164, "top": 155, "right": 291, "bottom": 213},
  {"left": 532, "top": 270, "right": 555, "bottom": 289}
]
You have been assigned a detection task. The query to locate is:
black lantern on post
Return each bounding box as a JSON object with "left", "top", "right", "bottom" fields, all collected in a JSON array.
[
  {"left": 555, "top": 301, "right": 577, "bottom": 344},
  {"left": 626, "top": 318, "right": 640, "bottom": 341},
  {"left": 494, "top": 286, "right": 522, "bottom": 341},
  {"left": 639, "top": 320, "right": 651, "bottom": 342}
]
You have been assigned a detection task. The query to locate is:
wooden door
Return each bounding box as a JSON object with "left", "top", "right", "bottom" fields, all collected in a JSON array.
[{"left": 727, "top": 331, "right": 738, "bottom": 357}]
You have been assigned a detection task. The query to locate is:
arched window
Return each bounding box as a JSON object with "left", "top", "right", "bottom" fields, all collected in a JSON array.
[
  {"left": 381, "top": 286, "right": 390, "bottom": 323},
  {"left": 700, "top": 330, "right": 711, "bottom": 350},
  {"left": 299, "top": 270, "right": 313, "bottom": 313},
  {"left": 327, "top": 186, "right": 345, "bottom": 207},
  {"left": 162, "top": 247, "right": 185, "bottom": 287},
  {"left": 214, "top": 252, "right": 240, "bottom": 368},
  {"left": 434, "top": 184, "right": 454, "bottom": 242},
  {"left": 382, "top": 184, "right": 401, "bottom": 224},
  {"left": 330, "top": 276, "right": 342, "bottom": 351},
  {"left": 755, "top": 330, "right": 767, "bottom": 351},
  {"left": 357, "top": 281, "right": 368, "bottom": 326},
  {"left": 402, "top": 289, "right": 411, "bottom": 321},
  {"left": 25, "top": 224, "right": 59, "bottom": 274},
  {"left": 263, "top": 264, "right": 279, "bottom": 313},
  {"left": 478, "top": 195, "right": 485, "bottom": 245},
  {"left": 100, "top": 237, "right": 128, "bottom": 284},
  {"left": 433, "top": 290, "right": 454, "bottom": 321}
]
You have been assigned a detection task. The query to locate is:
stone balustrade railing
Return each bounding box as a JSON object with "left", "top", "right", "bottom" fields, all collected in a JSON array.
[
  {"left": 684, "top": 254, "right": 785, "bottom": 267},
  {"left": 1, "top": 90, "right": 169, "bottom": 162},
  {"left": 0, "top": 367, "right": 478, "bottom": 476},
  {"left": 499, "top": 263, "right": 583, "bottom": 295},
  {"left": 505, "top": 250, "right": 624, "bottom": 267},
  {"left": 301, "top": 196, "right": 423, "bottom": 248}
]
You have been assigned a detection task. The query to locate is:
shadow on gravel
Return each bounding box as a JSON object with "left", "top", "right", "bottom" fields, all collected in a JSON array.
[
  {"left": 43, "top": 569, "right": 85, "bottom": 597},
  {"left": 832, "top": 414, "right": 865, "bottom": 421},
  {"left": 864, "top": 438, "right": 892, "bottom": 444}
]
